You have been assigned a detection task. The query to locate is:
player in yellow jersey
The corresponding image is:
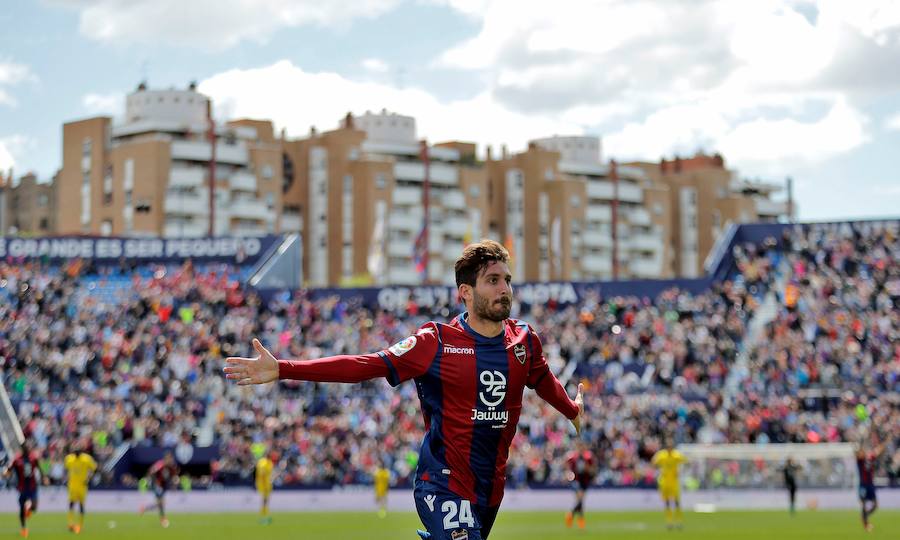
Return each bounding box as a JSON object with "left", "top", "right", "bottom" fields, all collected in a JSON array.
[
  {"left": 255, "top": 453, "right": 275, "bottom": 525},
  {"left": 373, "top": 462, "right": 391, "bottom": 519},
  {"left": 651, "top": 437, "right": 687, "bottom": 529},
  {"left": 64, "top": 442, "right": 97, "bottom": 534}
]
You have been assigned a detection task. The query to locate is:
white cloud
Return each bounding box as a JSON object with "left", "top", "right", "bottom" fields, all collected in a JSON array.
[
  {"left": 199, "top": 60, "right": 580, "bottom": 153},
  {"left": 886, "top": 112, "right": 900, "bottom": 131},
  {"left": 0, "top": 60, "right": 35, "bottom": 108},
  {"left": 0, "top": 135, "right": 33, "bottom": 173},
  {"left": 361, "top": 58, "right": 390, "bottom": 73},
  {"left": 82, "top": 92, "right": 124, "bottom": 116},
  {"left": 604, "top": 97, "right": 868, "bottom": 171},
  {"left": 50, "top": 0, "right": 403, "bottom": 49},
  {"left": 430, "top": 0, "right": 895, "bottom": 169},
  {"left": 0, "top": 61, "right": 33, "bottom": 85}
]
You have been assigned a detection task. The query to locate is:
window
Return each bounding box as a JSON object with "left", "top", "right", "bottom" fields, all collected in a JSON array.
[
  {"left": 261, "top": 164, "right": 273, "bottom": 179},
  {"left": 545, "top": 168, "right": 554, "bottom": 181},
  {"left": 266, "top": 192, "right": 275, "bottom": 209},
  {"left": 39, "top": 218, "right": 48, "bottom": 230},
  {"left": 37, "top": 194, "right": 48, "bottom": 208},
  {"left": 100, "top": 220, "right": 112, "bottom": 236},
  {"left": 469, "top": 185, "right": 480, "bottom": 198},
  {"left": 343, "top": 175, "right": 353, "bottom": 193},
  {"left": 375, "top": 173, "right": 386, "bottom": 190},
  {"left": 570, "top": 195, "right": 580, "bottom": 208}
]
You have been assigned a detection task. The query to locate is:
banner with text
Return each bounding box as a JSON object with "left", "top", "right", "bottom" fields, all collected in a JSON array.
[{"left": 0, "top": 235, "right": 282, "bottom": 265}]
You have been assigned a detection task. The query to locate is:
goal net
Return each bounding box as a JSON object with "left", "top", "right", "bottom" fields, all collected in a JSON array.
[{"left": 678, "top": 443, "right": 857, "bottom": 490}]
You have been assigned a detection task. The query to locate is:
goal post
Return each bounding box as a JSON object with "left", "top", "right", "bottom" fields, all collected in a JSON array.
[{"left": 677, "top": 443, "right": 857, "bottom": 490}]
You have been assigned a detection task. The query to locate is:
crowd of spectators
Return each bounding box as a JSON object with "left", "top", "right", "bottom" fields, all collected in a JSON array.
[{"left": 0, "top": 221, "right": 897, "bottom": 490}]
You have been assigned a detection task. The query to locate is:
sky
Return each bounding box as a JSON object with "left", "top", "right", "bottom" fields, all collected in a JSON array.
[{"left": 1, "top": 0, "right": 899, "bottom": 221}]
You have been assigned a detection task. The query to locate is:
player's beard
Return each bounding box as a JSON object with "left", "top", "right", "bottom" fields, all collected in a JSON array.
[{"left": 473, "top": 290, "right": 511, "bottom": 322}]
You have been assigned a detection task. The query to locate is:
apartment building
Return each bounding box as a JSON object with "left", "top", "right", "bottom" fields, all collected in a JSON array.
[
  {"left": 43, "top": 82, "right": 793, "bottom": 285},
  {"left": 629, "top": 153, "right": 792, "bottom": 277},
  {"left": 56, "top": 83, "right": 283, "bottom": 238},
  {"left": 283, "top": 110, "right": 490, "bottom": 287},
  {"left": 0, "top": 172, "right": 57, "bottom": 235},
  {"left": 486, "top": 136, "right": 671, "bottom": 281}
]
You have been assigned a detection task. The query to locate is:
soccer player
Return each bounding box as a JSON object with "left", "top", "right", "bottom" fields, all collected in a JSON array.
[
  {"left": 782, "top": 457, "right": 800, "bottom": 515},
  {"left": 256, "top": 452, "right": 274, "bottom": 524},
  {"left": 5, "top": 439, "right": 41, "bottom": 538},
  {"left": 64, "top": 441, "right": 98, "bottom": 533},
  {"left": 857, "top": 442, "right": 884, "bottom": 532},
  {"left": 374, "top": 461, "right": 391, "bottom": 519},
  {"left": 651, "top": 437, "right": 687, "bottom": 530},
  {"left": 140, "top": 451, "right": 180, "bottom": 528},
  {"left": 225, "top": 240, "right": 585, "bottom": 540},
  {"left": 565, "top": 441, "right": 596, "bottom": 529}
]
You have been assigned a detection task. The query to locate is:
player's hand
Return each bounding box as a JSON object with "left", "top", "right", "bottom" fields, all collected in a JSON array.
[
  {"left": 571, "top": 382, "right": 585, "bottom": 435},
  {"left": 223, "top": 338, "right": 279, "bottom": 385}
]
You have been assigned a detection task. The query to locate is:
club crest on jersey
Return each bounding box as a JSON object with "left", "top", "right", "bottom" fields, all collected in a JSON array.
[
  {"left": 514, "top": 344, "right": 527, "bottom": 364},
  {"left": 451, "top": 530, "right": 469, "bottom": 540},
  {"left": 388, "top": 336, "right": 417, "bottom": 356}
]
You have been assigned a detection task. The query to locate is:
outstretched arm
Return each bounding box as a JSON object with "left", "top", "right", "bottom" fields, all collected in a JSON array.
[
  {"left": 224, "top": 328, "right": 439, "bottom": 387},
  {"left": 224, "top": 339, "right": 391, "bottom": 385}
]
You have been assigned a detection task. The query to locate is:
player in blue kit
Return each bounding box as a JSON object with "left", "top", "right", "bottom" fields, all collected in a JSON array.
[{"left": 225, "top": 239, "right": 585, "bottom": 539}]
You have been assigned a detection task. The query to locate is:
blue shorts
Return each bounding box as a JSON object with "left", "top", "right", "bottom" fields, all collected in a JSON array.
[
  {"left": 413, "top": 481, "right": 500, "bottom": 540},
  {"left": 153, "top": 485, "right": 167, "bottom": 500},
  {"left": 858, "top": 484, "right": 877, "bottom": 502}
]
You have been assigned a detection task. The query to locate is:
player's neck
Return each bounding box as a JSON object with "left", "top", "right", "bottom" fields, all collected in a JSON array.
[{"left": 465, "top": 311, "right": 504, "bottom": 338}]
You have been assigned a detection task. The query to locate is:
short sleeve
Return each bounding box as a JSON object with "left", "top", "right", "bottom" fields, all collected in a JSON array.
[{"left": 379, "top": 323, "right": 440, "bottom": 386}]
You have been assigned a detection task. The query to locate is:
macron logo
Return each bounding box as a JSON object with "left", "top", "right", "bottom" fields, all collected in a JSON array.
[{"left": 443, "top": 345, "right": 474, "bottom": 355}]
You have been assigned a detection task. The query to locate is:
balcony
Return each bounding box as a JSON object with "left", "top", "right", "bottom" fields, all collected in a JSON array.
[
  {"left": 629, "top": 257, "right": 662, "bottom": 277},
  {"left": 443, "top": 216, "right": 470, "bottom": 235},
  {"left": 164, "top": 221, "right": 208, "bottom": 237},
  {"left": 171, "top": 140, "right": 248, "bottom": 165},
  {"left": 388, "top": 213, "right": 422, "bottom": 231},
  {"left": 585, "top": 205, "right": 612, "bottom": 223},
  {"left": 229, "top": 171, "right": 257, "bottom": 192},
  {"left": 586, "top": 180, "right": 643, "bottom": 203},
  {"left": 394, "top": 161, "right": 457, "bottom": 185},
  {"left": 388, "top": 239, "right": 412, "bottom": 258},
  {"left": 581, "top": 255, "right": 612, "bottom": 274},
  {"left": 229, "top": 198, "right": 269, "bottom": 221},
  {"left": 442, "top": 190, "right": 466, "bottom": 209},
  {"left": 627, "top": 233, "right": 663, "bottom": 252},
  {"left": 629, "top": 207, "right": 652, "bottom": 226},
  {"left": 169, "top": 167, "right": 205, "bottom": 189},
  {"left": 392, "top": 186, "right": 422, "bottom": 206},
  {"left": 582, "top": 230, "right": 612, "bottom": 248},
  {"left": 164, "top": 192, "right": 209, "bottom": 216}
]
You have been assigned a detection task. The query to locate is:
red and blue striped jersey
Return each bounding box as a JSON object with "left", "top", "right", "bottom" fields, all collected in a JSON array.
[
  {"left": 857, "top": 453, "right": 876, "bottom": 486},
  {"left": 278, "top": 313, "right": 579, "bottom": 507}
]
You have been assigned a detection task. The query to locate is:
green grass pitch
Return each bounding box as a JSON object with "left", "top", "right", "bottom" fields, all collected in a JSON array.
[{"left": 2, "top": 510, "right": 897, "bottom": 539}]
